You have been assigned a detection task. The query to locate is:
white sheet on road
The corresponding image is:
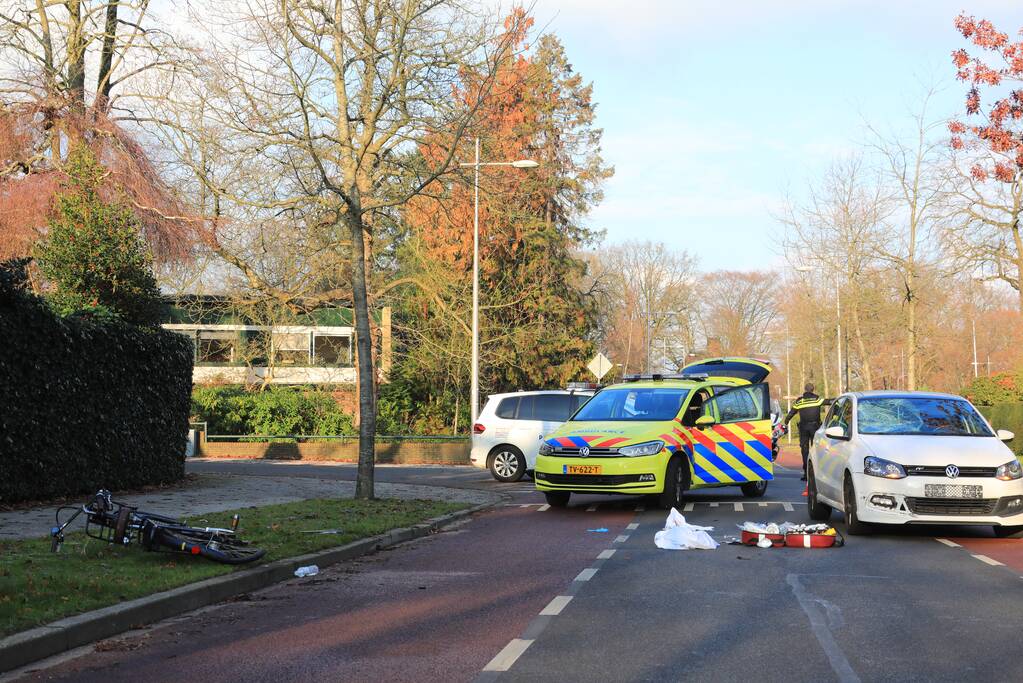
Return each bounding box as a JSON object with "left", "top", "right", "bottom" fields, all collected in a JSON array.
[{"left": 654, "top": 508, "right": 719, "bottom": 550}]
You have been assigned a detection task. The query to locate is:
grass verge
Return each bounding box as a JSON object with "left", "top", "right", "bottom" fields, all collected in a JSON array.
[{"left": 0, "top": 497, "right": 466, "bottom": 637}]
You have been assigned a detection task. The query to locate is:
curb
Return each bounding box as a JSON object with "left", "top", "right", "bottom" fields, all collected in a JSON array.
[{"left": 0, "top": 499, "right": 499, "bottom": 674}]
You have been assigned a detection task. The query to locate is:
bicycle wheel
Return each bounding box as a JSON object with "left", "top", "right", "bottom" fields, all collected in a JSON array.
[{"left": 154, "top": 527, "right": 266, "bottom": 565}]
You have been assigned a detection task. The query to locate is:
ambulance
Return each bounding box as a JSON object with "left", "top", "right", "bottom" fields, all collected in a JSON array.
[{"left": 534, "top": 358, "right": 775, "bottom": 508}]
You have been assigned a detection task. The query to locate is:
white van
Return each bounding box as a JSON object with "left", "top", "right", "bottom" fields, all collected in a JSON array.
[{"left": 471, "top": 390, "right": 594, "bottom": 482}]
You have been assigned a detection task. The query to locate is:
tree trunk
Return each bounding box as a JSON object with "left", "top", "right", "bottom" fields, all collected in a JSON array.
[
  {"left": 350, "top": 213, "right": 376, "bottom": 500},
  {"left": 851, "top": 299, "right": 872, "bottom": 390},
  {"left": 906, "top": 285, "right": 917, "bottom": 391},
  {"left": 66, "top": 1, "right": 86, "bottom": 105},
  {"left": 819, "top": 329, "right": 830, "bottom": 398},
  {"left": 97, "top": 0, "right": 120, "bottom": 106}
]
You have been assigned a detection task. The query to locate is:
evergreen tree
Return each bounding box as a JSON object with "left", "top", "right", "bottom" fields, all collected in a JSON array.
[{"left": 33, "top": 145, "right": 164, "bottom": 326}]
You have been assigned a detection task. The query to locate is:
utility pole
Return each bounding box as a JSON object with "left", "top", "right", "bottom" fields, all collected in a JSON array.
[{"left": 972, "top": 319, "right": 980, "bottom": 378}]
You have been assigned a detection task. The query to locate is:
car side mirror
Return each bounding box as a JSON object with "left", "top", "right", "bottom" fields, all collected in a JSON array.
[
  {"left": 824, "top": 426, "right": 848, "bottom": 440},
  {"left": 997, "top": 429, "right": 1015, "bottom": 442},
  {"left": 695, "top": 415, "right": 716, "bottom": 428}
]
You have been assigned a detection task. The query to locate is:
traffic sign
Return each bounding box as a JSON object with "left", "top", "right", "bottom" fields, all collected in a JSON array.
[{"left": 587, "top": 353, "right": 613, "bottom": 381}]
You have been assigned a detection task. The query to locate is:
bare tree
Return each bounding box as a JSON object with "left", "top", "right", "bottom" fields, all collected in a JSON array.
[
  {"left": 167, "top": 0, "right": 522, "bottom": 499},
  {"left": 698, "top": 270, "right": 778, "bottom": 358},
  {"left": 596, "top": 240, "right": 698, "bottom": 375},
  {"left": 865, "top": 89, "right": 949, "bottom": 390},
  {"left": 781, "top": 156, "right": 891, "bottom": 390}
]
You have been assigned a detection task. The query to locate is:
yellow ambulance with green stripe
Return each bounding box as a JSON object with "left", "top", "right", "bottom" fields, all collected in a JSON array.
[{"left": 534, "top": 358, "right": 775, "bottom": 508}]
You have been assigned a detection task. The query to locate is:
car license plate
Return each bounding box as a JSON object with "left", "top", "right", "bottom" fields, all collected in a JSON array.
[
  {"left": 564, "top": 464, "right": 602, "bottom": 475},
  {"left": 924, "top": 484, "right": 982, "bottom": 499}
]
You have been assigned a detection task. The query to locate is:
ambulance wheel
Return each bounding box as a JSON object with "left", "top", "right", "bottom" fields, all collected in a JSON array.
[
  {"left": 658, "top": 457, "right": 690, "bottom": 509},
  {"left": 740, "top": 480, "right": 768, "bottom": 498},
  {"left": 843, "top": 474, "right": 870, "bottom": 535},
  {"left": 806, "top": 464, "right": 832, "bottom": 521},
  {"left": 544, "top": 491, "right": 571, "bottom": 508},
  {"left": 489, "top": 446, "right": 525, "bottom": 482}
]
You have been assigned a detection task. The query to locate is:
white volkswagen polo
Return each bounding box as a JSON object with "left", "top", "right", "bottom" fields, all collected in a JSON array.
[{"left": 807, "top": 391, "right": 1023, "bottom": 536}]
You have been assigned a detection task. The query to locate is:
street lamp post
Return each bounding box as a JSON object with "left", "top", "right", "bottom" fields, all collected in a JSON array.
[{"left": 460, "top": 138, "right": 538, "bottom": 424}]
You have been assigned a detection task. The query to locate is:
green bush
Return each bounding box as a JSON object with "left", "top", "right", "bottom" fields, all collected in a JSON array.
[
  {"left": 978, "top": 403, "right": 1023, "bottom": 457},
  {"left": 962, "top": 372, "right": 1023, "bottom": 406},
  {"left": 0, "top": 280, "right": 193, "bottom": 503},
  {"left": 190, "top": 386, "right": 355, "bottom": 437}
]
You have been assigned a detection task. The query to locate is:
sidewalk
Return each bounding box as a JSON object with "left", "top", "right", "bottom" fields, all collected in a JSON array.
[{"left": 0, "top": 474, "right": 501, "bottom": 540}]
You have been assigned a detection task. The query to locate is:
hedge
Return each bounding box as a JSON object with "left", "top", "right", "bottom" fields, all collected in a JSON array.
[
  {"left": 0, "top": 278, "right": 194, "bottom": 503},
  {"left": 978, "top": 403, "right": 1023, "bottom": 458}
]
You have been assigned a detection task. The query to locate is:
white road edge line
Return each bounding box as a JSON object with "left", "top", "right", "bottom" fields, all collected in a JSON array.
[
  {"left": 575, "top": 567, "right": 598, "bottom": 582},
  {"left": 539, "top": 595, "right": 573, "bottom": 616},
  {"left": 537, "top": 504, "right": 550, "bottom": 512},
  {"left": 483, "top": 639, "right": 534, "bottom": 672},
  {"left": 597, "top": 549, "right": 616, "bottom": 559},
  {"left": 935, "top": 538, "right": 960, "bottom": 548},
  {"left": 972, "top": 554, "right": 1004, "bottom": 566},
  {"left": 626, "top": 523, "right": 639, "bottom": 530}
]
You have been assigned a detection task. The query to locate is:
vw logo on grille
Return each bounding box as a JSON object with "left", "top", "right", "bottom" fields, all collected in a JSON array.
[
  {"left": 579, "top": 447, "right": 590, "bottom": 457},
  {"left": 945, "top": 464, "right": 960, "bottom": 479}
]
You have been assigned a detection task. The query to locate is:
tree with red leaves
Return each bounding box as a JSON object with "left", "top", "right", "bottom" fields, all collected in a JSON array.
[
  {"left": 0, "top": 2, "right": 197, "bottom": 268},
  {"left": 949, "top": 13, "right": 1023, "bottom": 313}
]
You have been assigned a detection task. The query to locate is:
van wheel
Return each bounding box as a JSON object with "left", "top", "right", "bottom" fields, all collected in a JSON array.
[
  {"left": 807, "top": 464, "right": 832, "bottom": 521},
  {"left": 544, "top": 491, "right": 571, "bottom": 508},
  {"left": 843, "top": 474, "right": 869, "bottom": 535},
  {"left": 658, "top": 457, "right": 690, "bottom": 509},
  {"left": 740, "top": 480, "right": 768, "bottom": 498},
  {"left": 489, "top": 446, "right": 525, "bottom": 482}
]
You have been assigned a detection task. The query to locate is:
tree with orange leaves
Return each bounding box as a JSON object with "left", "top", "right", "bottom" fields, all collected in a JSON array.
[
  {"left": 389, "top": 16, "right": 612, "bottom": 431},
  {"left": 947, "top": 14, "right": 1023, "bottom": 313}
]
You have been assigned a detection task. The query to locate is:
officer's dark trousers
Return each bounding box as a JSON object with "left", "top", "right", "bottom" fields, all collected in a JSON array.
[{"left": 798, "top": 425, "right": 819, "bottom": 475}]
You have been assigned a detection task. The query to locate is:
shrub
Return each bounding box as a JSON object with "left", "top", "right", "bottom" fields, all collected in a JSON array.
[
  {"left": 190, "top": 386, "right": 356, "bottom": 437},
  {"left": 0, "top": 281, "right": 193, "bottom": 503},
  {"left": 32, "top": 146, "right": 164, "bottom": 327},
  {"left": 978, "top": 403, "right": 1023, "bottom": 457},
  {"left": 962, "top": 372, "right": 1023, "bottom": 406}
]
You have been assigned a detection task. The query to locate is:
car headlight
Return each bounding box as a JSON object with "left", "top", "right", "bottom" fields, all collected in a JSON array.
[
  {"left": 538, "top": 442, "right": 554, "bottom": 456},
  {"left": 996, "top": 459, "right": 1023, "bottom": 481},
  {"left": 863, "top": 456, "right": 907, "bottom": 479},
  {"left": 617, "top": 440, "right": 664, "bottom": 457}
]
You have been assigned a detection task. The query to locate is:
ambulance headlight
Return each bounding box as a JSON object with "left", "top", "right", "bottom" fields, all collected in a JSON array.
[
  {"left": 618, "top": 441, "right": 664, "bottom": 457},
  {"left": 538, "top": 442, "right": 554, "bottom": 456}
]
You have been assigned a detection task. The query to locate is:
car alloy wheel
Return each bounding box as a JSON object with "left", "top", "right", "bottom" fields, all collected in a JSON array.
[
  {"left": 806, "top": 464, "right": 832, "bottom": 521},
  {"left": 843, "top": 475, "right": 869, "bottom": 535},
  {"left": 489, "top": 447, "right": 525, "bottom": 482}
]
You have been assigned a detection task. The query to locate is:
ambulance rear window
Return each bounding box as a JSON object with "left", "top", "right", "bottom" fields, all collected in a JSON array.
[{"left": 573, "top": 388, "right": 689, "bottom": 422}]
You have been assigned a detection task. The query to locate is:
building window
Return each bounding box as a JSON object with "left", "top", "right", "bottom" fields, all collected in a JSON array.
[
  {"left": 272, "top": 332, "right": 311, "bottom": 366},
  {"left": 313, "top": 334, "right": 352, "bottom": 367},
  {"left": 197, "top": 331, "right": 237, "bottom": 364}
]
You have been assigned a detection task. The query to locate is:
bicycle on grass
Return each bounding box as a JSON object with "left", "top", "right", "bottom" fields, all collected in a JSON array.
[{"left": 50, "top": 490, "right": 266, "bottom": 565}]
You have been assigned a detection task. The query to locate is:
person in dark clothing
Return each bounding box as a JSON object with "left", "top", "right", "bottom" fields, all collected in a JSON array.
[{"left": 784, "top": 383, "right": 824, "bottom": 481}]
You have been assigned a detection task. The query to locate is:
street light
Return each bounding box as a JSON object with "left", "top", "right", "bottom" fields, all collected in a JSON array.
[
  {"left": 459, "top": 137, "right": 539, "bottom": 424},
  {"left": 795, "top": 265, "right": 842, "bottom": 395}
]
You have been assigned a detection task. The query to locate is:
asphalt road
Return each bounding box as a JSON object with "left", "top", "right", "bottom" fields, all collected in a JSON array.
[{"left": 11, "top": 459, "right": 1023, "bottom": 682}]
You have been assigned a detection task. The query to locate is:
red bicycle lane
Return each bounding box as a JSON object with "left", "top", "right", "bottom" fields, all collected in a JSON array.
[{"left": 15, "top": 500, "right": 639, "bottom": 683}]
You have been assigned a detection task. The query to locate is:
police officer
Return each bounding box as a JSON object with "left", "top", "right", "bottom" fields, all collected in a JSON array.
[{"left": 784, "top": 383, "right": 824, "bottom": 481}]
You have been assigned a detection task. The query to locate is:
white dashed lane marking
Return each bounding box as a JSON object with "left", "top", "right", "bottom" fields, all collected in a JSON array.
[
  {"left": 597, "top": 549, "right": 616, "bottom": 559},
  {"left": 586, "top": 504, "right": 597, "bottom": 512},
  {"left": 483, "top": 639, "right": 533, "bottom": 672},
  {"left": 935, "top": 538, "right": 960, "bottom": 548},
  {"left": 626, "top": 523, "right": 639, "bottom": 530},
  {"left": 537, "top": 504, "right": 550, "bottom": 512},
  {"left": 575, "top": 567, "right": 598, "bottom": 582},
  {"left": 972, "top": 554, "right": 1004, "bottom": 566},
  {"left": 539, "top": 596, "right": 573, "bottom": 616},
  {"left": 614, "top": 534, "right": 629, "bottom": 543}
]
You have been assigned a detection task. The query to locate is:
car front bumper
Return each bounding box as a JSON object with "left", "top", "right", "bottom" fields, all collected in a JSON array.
[
  {"left": 851, "top": 472, "right": 1023, "bottom": 526},
  {"left": 534, "top": 453, "right": 668, "bottom": 494}
]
